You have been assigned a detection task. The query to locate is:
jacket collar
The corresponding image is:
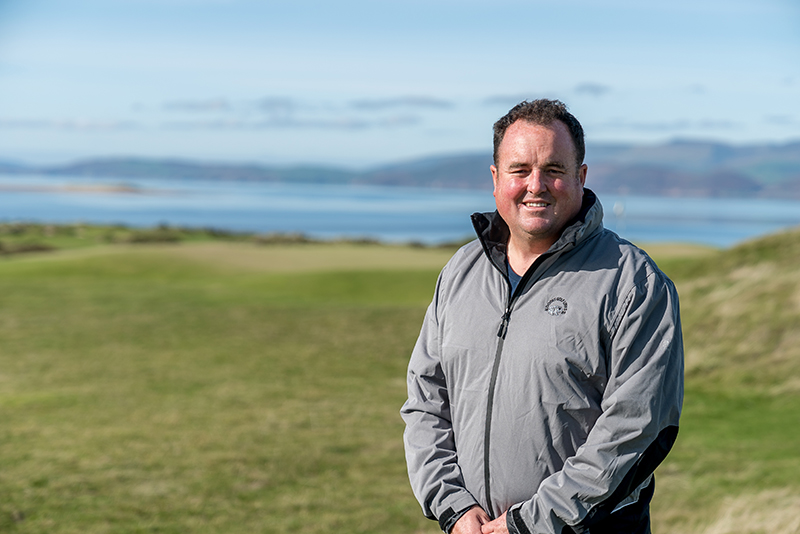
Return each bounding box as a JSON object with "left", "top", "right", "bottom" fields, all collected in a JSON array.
[{"left": 470, "top": 188, "right": 604, "bottom": 273}]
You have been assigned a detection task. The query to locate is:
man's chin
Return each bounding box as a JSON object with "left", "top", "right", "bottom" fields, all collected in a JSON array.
[
  {"left": 508, "top": 224, "right": 560, "bottom": 247},
  {"left": 517, "top": 221, "right": 557, "bottom": 239}
]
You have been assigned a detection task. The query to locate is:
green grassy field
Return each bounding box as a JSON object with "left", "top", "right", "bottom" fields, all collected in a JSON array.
[{"left": 0, "top": 232, "right": 798, "bottom": 533}]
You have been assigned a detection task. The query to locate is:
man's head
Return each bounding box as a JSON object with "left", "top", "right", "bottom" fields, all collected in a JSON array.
[
  {"left": 490, "top": 100, "right": 588, "bottom": 259},
  {"left": 492, "top": 99, "right": 585, "bottom": 168}
]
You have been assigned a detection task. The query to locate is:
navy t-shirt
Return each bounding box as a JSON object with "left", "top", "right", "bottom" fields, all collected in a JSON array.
[{"left": 507, "top": 260, "right": 523, "bottom": 294}]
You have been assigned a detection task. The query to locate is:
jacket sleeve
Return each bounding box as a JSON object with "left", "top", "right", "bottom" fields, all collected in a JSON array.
[
  {"left": 507, "top": 271, "right": 684, "bottom": 534},
  {"left": 400, "top": 273, "right": 481, "bottom": 531}
]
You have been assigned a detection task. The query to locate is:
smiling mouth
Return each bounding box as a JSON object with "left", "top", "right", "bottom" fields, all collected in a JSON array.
[{"left": 523, "top": 202, "right": 549, "bottom": 208}]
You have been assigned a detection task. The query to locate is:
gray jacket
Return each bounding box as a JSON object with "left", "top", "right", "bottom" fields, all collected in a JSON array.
[{"left": 401, "top": 190, "right": 683, "bottom": 534}]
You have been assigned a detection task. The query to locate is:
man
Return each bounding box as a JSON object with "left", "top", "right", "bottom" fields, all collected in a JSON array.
[{"left": 401, "top": 100, "right": 683, "bottom": 534}]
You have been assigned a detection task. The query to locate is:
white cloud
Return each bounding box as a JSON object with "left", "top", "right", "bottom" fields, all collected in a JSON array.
[
  {"left": 349, "top": 96, "right": 453, "bottom": 110},
  {"left": 163, "top": 98, "right": 231, "bottom": 112},
  {"left": 574, "top": 83, "right": 611, "bottom": 97},
  {"left": 599, "top": 118, "right": 741, "bottom": 132},
  {"left": 0, "top": 118, "right": 141, "bottom": 131}
]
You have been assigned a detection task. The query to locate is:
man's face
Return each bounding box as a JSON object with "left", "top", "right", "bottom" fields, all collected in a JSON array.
[{"left": 490, "top": 119, "right": 587, "bottom": 254}]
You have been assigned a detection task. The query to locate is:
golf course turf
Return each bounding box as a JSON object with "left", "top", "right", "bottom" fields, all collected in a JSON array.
[{"left": 1, "top": 232, "right": 798, "bottom": 533}]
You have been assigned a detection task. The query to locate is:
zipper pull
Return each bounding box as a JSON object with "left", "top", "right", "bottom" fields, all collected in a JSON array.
[{"left": 497, "top": 311, "right": 510, "bottom": 338}]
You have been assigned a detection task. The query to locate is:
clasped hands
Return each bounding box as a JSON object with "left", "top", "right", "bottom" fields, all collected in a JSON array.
[{"left": 451, "top": 506, "right": 509, "bottom": 534}]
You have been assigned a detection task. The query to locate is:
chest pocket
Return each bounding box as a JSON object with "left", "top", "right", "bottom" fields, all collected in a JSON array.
[
  {"left": 507, "top": 290, "right": 608, "bottom": 410},
  {"left": 542, "top": 329, "right": 605, "bottom": 408}
]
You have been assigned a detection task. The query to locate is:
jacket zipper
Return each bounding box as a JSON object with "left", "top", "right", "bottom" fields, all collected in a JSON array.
[
  {"left": 483, "top": 304, "right": 511, "bottom": 516},
  {"left": 482, "top": 255, "right": 548, "bottom": 517}
]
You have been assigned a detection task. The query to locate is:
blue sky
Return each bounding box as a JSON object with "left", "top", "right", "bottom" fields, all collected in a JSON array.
[{"left": 0, "top": 0, "right": 798, "bottom": 168}]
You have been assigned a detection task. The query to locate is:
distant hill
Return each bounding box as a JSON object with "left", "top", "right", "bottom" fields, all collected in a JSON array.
[
  {"left": 2, "top": 139, "right": 799, "bottom": 198},
  {"left": 0, "top": 160, "right": 30, "bottom": 173},
  {"left": 584, "top": 140, "right": 800, "bottom": 198}
]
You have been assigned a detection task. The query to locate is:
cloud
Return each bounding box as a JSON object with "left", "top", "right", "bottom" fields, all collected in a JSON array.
[
  {"left": 1, "top": 96, "right": 426, "bottom": 134},
  {"left": 252, "top": 97, "right": 296, "bottom": 119},
  {"left": 0, "top": 118, "right": 140, "bottom": 131},
  {"left": 574, "top": 83, "right": 611, "bottom": 97},
  {"left": 695, "top": 119, "right": 739, "bottom": 130},
  {"left": 765, "top": 114, "right": 797, "bottom": 125},
  {"left": 160, "top": 96, "right": 300, "bottom": 118},
  {"left": 254, "top": 97, "right": 295, "bottom": 112},
  {"left": 160, "top": 118, "right": 366, "bottom": 130},
  {"left": 160, "top": 115, "right": 420, "bottom": 130},
  {"left": 601, "top": 119, "right": 686, "bottom": 132},
  {"left": 148, "top": 95, "right": 442, "bottom": 125},
  {"left": 163, "top": 98, "right": 230, "bottom": 112},
  {"left": 599, "top": 118, "right": 740, "bottom": 132},
  {"left": 482, "top": 94, "right": 539, "bottom": 107},
  {"left": 349, "top": 96, "right": 453, "bottom": 110},
  {"left": 376, "top": 115, "right": 421, "bottom": 127},
  {"left": 255, "top": 117, "right": 372, "bottom": 130}
]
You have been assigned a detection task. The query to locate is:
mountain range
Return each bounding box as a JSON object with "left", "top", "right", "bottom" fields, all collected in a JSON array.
[{"left": 2, "top": 139, "right": 799, "bottom": 198}]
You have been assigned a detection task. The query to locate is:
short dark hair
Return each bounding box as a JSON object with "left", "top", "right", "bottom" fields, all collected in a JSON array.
[{"left": 492, "top": 99, "right": 585, "bottom": 167}]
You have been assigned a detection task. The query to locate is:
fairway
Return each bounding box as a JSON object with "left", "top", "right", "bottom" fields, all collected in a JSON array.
[
  {"left": 1, "top": 236, "right": 799, "bottom": 533},
  {"left": 0, "top": 242, "right": 448, "bottom": 534}
]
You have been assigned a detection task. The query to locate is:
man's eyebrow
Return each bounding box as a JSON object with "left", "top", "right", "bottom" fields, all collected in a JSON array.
[
  {"left": 506, "top": 162, "right": 528, "bottom": 170},
  {"left": 505, "top": 160, "right": 570, "bottom": 171},
  {"left": 542, "top": 160, "right": 568, "bottom": 170}
]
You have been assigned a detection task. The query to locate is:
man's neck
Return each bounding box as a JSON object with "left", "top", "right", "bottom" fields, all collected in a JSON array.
[{"left": 506, "top": 236, "right": 554, "bottom": 276}]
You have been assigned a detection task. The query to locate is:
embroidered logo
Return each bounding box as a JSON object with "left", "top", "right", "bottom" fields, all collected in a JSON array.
[{"left": 545, "top": 297, "right": 568, "bottom": 316}]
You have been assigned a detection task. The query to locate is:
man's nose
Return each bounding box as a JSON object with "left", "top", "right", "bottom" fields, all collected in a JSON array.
[{"left": 526, "top": 170, "right": 547, "bottom": 194}]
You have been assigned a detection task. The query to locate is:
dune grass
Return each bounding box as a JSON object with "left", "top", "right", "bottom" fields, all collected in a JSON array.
[
  {"left": 648, "top": 228, "right": 800, "bottom": 533},
  {"left": 0, "top": 232, "right": 799, "bottom": 533}
]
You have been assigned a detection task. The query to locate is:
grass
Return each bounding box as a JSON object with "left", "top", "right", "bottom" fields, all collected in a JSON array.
[
  {"left": 649, "top": 227, "right": 800, "bottom": 533},
  {"left": 0, "top": 228, "right": 799, "bottom": 533},
  {"left": 0, "top": 240, "right": 449, "bottom": 534},
  {"left": 0, "top": 222, "right": 307, "bottom": 252}
]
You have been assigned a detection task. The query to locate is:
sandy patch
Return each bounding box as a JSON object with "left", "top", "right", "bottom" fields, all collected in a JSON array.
[
  {"left": 636, "top": 242, "right": 719, "bottom": 262},
  {"left": 701, "top": 489, "right": 800, "bottom": 534},
  {"left": 160, "top": 241, "right": 455, "bottom": 272}
]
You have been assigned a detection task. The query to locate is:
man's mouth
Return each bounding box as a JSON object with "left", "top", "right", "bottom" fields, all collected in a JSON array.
[{"left": 523, "top": 201, "right": 549, "bottom": 208}]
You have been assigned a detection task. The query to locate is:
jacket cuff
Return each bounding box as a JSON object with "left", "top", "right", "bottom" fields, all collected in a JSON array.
[
  {"left": 507, "top": 504, "right": 531, "bottom": 534},
  {"left": 435, "top": 492, "right": 480, "bottom": 533},
  {"left": 439, "top": 505, "right": 475, "bottom": 533},
  {"left": 507, "top": 503, "right": 579, "bottom": 534}
]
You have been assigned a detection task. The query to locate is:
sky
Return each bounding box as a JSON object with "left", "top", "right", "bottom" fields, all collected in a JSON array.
[{"left": 0, "top": 0, "right": 798, "bottom": 169}]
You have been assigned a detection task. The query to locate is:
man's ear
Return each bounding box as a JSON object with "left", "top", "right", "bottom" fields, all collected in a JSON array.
[
  {"left": 578, "top": 163, "right": 587, "bottom": 187},
  {"left": 490, "top": 165, "right": 498, "bottom": 192}
]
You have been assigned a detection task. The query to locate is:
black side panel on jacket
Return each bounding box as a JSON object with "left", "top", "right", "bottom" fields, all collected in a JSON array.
[
  {"left": 514, "top": 478, "right": 654, "bottom": 534},
  {"left": 578, "top": 425, "right": 678, "bottom": 530}
]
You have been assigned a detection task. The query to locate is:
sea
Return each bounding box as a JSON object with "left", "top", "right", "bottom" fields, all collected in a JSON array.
[{"left": 2, "top": 174, "right": 800, "bottom": 248}]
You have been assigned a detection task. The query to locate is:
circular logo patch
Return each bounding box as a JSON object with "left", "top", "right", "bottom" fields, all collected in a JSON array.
[{"left": 545, "top": 297, "right": 568, "bottom": 316}]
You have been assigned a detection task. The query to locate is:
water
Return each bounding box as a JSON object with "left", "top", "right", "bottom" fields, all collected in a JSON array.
[{"left": 2, "top": 174, "right": 800, "bottom": 247}]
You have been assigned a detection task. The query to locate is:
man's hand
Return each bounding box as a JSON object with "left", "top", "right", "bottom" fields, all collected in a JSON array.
[
  {"left": 451, "top": 506, "right": 491, "bottom": 534},
  {"left": 480, "top": 511, "right": 509, "bottom": 534}
]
